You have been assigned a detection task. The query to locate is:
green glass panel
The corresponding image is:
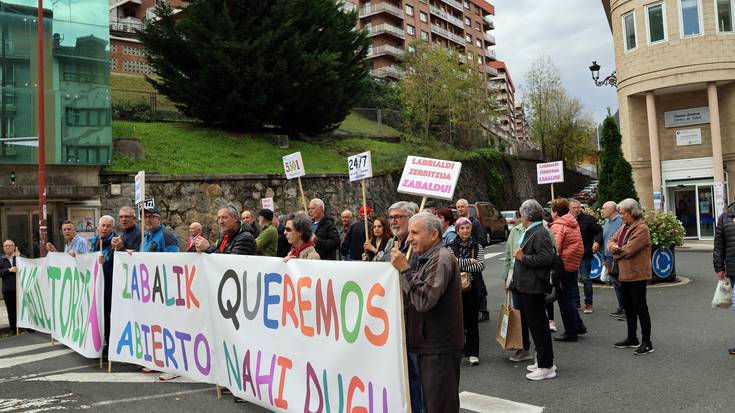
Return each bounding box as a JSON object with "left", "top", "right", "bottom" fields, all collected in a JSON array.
[{"left": 648, "top": 4, "right": 665, "bottom": 42}]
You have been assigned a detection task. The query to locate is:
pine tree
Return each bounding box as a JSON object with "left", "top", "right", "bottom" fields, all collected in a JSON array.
[
  {"left": 139, "top": 0, "right": 370, "bottom": 135},
  {"left": 596, "top": 114, "right": 638, "bottom": 207}
]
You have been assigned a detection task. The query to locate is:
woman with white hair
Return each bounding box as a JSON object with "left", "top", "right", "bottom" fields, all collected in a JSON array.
[
  {"left": 608, "top": 198, "right": 653, "bottom": 355},
  {"left": 510, "top": 199, "right": 556, "bottom": 380}
]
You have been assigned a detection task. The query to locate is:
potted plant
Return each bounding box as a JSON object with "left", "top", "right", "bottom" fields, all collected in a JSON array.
[{"left": 644, "top": 210, "right": 685, "bottom": 282}]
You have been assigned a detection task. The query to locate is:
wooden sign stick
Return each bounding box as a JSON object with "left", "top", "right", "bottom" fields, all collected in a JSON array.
[
  {"left": 216, "top": 385, "right": 222, "bottom": 400},
  {"left": 298, "top": 177, "right": 308, "bottom": 211},
  {"left": 551, "top": 183, "right": 555, "bottom": 201},
  {"left": 361, "top": 180, "right": 369, "bottom": 240}
]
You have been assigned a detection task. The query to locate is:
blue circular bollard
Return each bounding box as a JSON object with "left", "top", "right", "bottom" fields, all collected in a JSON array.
[
  {"left": 589, "top": 252, "right": 604, "bottom": 279},
  {"left": 652, "top": 248, "right": 674, "bottom": 278}
]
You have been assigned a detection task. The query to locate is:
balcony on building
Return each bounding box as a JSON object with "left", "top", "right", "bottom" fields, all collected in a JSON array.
[
  {"left": 366, "top": 44, "right": 405, "bottom": 59},
  {"left": 485, "top": 65, "right": 499, "bottom": 76},
  {"left": 369, "top": 65, "right": 403, "bottom": 79},
  {"left": 429, "top": 5, "right": 464, "bottom": 29},
  {"left": 440, "top": 0, "right": 464, "bottom": 13},
  {"left": 339, "top": 0, "right": 357, "bottom": 13},
  {"left": 359, "top": 2, "right": 404, "bottom": 20},
  {"left": 484, "top": 14, "right": 495, "bottom": 29},
  {"left": 109, "top": 16, "right": 143, "bottom": 34},
  {"left": 484, "top": 31, "right": 495, "bottom": 45},
  {"left": 485, "top": 47, "right": 497, "bottom": 60},
  {"left": 430, "top": 24, "right": 464, "bottom": 46},
  {"left": 366, "top": 23, "right": 405, "bottom": 40}
]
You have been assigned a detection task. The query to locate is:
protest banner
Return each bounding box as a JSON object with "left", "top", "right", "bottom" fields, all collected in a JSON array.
[
  {"left": 109, "top": 253, "right": 409, "bottom": 412},
  {"left": 347, "top": 151, "right": 373, "bottom": 238},
  {"left": 17, "top": 253, "right": 105, "bottom": 358},
  {"left": 283, "top": 152, "right": 308, "bottom": 210},
  {"left": 536, "top": 161, "right": 564, "bottom": 200},
  {"left": 262, "top": 197, "right": 275, "bottom": 211}
]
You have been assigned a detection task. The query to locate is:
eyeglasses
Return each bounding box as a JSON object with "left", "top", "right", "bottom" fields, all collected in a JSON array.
[{"left": 389, "top": 215, "right": 408, "bottom": 221}]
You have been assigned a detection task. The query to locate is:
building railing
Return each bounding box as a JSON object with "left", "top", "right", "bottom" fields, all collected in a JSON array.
[
  {"left": 486, "top": 65, "right": 499, "bottom": 76},
  {"left": 441, "top": 0, "right": 464, "bottom": 12},
  {"left": 360, "top": 2, "right": 404, "bottom": 19},
  {"left": 484, "top": 32, "right": 495, "bottom": 45},
  {"left": 366, "top": 23, "right": 405, "bottom": 39},
  {"left": 367, "top": 44, "right": 406, "bottom": 58},
  {"left": 429, "top": 5, "right": 464, "bottom": 29},
  {"left": 430, "top": 24, "right": 464, "bottom": 45},
  {"left": 484, "top": 14, "right": 495, "bottom": 29},
  {"left": 369, "top": 65, "right": 403, "bottom": 79},
  {"left": 109, "top": 17, "right": 143, "bottom": 33},
  {"left": 486, "top": 48, "right": 497, "bottom": 60}
]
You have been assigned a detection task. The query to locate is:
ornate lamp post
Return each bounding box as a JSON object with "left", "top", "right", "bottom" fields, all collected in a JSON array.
[{"left": 589, "top": 61, "right": 617, "bottom": 87}]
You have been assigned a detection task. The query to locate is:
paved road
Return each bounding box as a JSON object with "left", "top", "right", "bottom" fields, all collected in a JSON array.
[{"left": 0, "top": 244, "right": 732, "bottom": 412}]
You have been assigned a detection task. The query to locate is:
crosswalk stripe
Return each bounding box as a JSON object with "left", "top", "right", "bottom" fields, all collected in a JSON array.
[
  {"left": 460, "top": 391, "right": 544, "bottom": 413},
  {"left": 27, "top": 372, "right": 197, "bottom": 383},
  {"left": 0, "top": 363, "right": 98, "bottom": 384},
  {"left": 0, "top": 343, "right": 53, "bottom": 358},
  {"left": 0, "top": 392, "right": 75, "bottom": 413},
  {"left": 81, "top": 388, "right": 213, "bottom": 408},
  {"left": 0, "top": 349, "right": 74, "bottom": 370},
  {"left": 484, "top": 252, "right": 503, "bottom": 260}
]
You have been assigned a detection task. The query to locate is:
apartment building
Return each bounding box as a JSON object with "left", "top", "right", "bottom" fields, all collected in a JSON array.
[{"left": 602, "top": 0, "right": 735, "bottom": 239}]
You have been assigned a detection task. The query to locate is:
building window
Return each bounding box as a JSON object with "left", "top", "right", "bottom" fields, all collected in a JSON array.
[
  {"left": 476, "top": 38, "right": 482, "bottom": 47},
  {"left": 466, "top": 33, "right": 472, "bottom": 42},
  {"left": 465, "top": 16, "right": 471, "bottom": 26},
  {"left": 679, "top": 0, "right": 702, "bottom": 36},
  {"left": 407, "top": 24, "right": 415, "bottom": 36},
  {"left": 467, "top": 52, "right": 473, "bottom": 60},
  {"left": 420, "top": 11, "right": 427, "bottom": 22},
  {"left": 622, "top": 11, "right": 637, "bottom": 51},
  {"left": 464, "top": 0, "right": 470, "bottom": 8},
  {"left": 645, "top": 2, "right": 667, "bottom": 43},
  {"left": 476, "top": 22, "right": 481, "bottom": 31},
  {"left": 420, "top": 30, "right": 428, "bottom": 40},
  {"left": 717, "top": 0, "right": 734, "bottom": 32},
  {"left": 477, "top": 55, "right": 482, "bottom": 64},
  {"left": 406, "top": 4, "right": 414, "bottom": 16}
]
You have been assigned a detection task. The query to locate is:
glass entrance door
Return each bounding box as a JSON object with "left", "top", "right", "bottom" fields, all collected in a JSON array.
[
  {"left": 2, "top": 208, "right": 54, "bottom": 258},
  {"left": 673, "top": 187, "right": 698, "bottom": 238},
  {"left": 697, "top": 185, "right": 715, "bottom": 238}
]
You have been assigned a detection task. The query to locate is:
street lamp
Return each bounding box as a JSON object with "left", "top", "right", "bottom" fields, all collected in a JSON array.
[{"left": 589, "top": 61, "right": 617, "bottom": 87}]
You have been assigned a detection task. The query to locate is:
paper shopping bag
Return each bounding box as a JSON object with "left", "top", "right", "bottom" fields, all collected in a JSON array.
[{"left": 496, "top": 293, "right": 523, "bottom": 350}]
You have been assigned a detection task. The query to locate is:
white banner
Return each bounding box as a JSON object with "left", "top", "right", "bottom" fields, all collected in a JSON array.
[
  {"left": 109, "top": 253, "right": 409, "bottom": 413},
  {"left": 397, "top": 155, "right": 462, "bottom": 200},
  {"left": 17, "top": 253, "right": 105, "bottom": 358}
]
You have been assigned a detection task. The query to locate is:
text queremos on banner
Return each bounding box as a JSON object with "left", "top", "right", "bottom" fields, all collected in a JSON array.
[
  {"left": 109, "top": 252, "right": 409, "bottom": 413},
  {"left": 398, "top": 155, "right": 462, "bottom": 201}
]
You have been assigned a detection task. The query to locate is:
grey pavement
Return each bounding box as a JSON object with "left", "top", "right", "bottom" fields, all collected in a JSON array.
[{"left": 0, "top": 244, "right": 733, "bottom": 412}]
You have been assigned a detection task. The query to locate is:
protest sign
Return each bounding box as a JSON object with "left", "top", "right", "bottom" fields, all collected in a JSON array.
[
  {"left": 283, "top": 152, "right": 307, "bottom": 210},
  {"left": 397, "top": 156, "right": 462, "bottom": 201},
  {"left": 109, "top": 253, "right": 409, "bottom": 412},
  {"left": 17, "top": 253, "right": 105, "bottom": 358},
  {"left": 536, "top": 161, "right": 564, "bottom": 200},
  {"left": 347, "top": 151, "right": 373, "bottom": 182},
  {"left": 261, "top": 197, "right": 275, "bottom": 211}
]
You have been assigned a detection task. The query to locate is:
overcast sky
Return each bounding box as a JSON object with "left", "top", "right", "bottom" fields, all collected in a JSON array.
[{"left": 493, "top": 0, "right": 618, "bottom": 123}]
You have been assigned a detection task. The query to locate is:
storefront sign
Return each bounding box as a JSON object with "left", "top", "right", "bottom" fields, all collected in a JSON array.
[
  {"left": 664, "top": 107, "right": 709, "bottom": 128},
  {"left": 536, "top": 161, "right": 564, "bottom": 185},
  {"left": 675, "top": 128, "right": 702, "bottom": 146}
]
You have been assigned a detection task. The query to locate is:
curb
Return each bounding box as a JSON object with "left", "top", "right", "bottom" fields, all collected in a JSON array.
[{"left": 584, "top": 276, "right": 692, "bottom": 289}]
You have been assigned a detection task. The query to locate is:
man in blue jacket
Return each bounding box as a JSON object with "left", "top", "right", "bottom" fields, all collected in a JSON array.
[
  {"left": 601, "top": 201, "right": 625, "bottom": 319},
  {"left": 143, "top": 207, "right": 180, "bottom": 253}
]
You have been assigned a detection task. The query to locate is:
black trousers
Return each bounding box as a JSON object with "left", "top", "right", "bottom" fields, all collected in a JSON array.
[
  {"left": 462, "top": 291, "right": 480, "bottom": 357},
  {"left": 620, "top": 280, "right": 652, "bottom": 343},
  {"left": 417, "top": 352, "right": 461, "bottom": 413},
  {"left": 557, "top": 270, "right": 586, "bottom": 336},
  {"left": 3, "top": 291, "right": 16, "bottom": 330},
  {"left": 516, "top": 291, "right": 554, "bottom": 368},
  {"left": 103, "top": 271, "right": 113, "bottom": 355}
]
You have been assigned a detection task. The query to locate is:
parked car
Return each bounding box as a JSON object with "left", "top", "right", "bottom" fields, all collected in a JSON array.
[
  {"left": 501, "top": 210, "right": 521, "bottom": 231},
  {"left": 467, "top": 202, "right": 508, "bottom": 244}
]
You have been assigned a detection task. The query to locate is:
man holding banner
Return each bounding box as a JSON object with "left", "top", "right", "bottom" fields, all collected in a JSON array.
[
  {"left": 90, "top": 216, "right": 117, "bottom": 358},
  {"left": 112, "top": 206, "right": 141, "bottom": 252},
  {"left": 391, "top": 212, "right": 463, "bottom": 413},
  {"left": 196, "top": 206, "right": 256, "bottom": 256},
  {"left": 0, "top": 240, "right": 22, "bottom": 333},
  {"left": 142, "top": 207, "right": 180, "bottom": 253},
  {"left": 46, "top": 221, "right": 90, "bottom": 256}
]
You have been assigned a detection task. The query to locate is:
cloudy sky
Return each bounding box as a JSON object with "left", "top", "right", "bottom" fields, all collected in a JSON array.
[{"left": 492, "top": 0, "right": 618, "bottom": 123}]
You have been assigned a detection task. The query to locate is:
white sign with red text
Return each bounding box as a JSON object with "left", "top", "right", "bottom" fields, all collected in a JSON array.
[
  {"left": 537, "top": 161, "right": 564, "bottom": 185},
  {"left": 283, "top": 152, "right": 305, "bottom": 179},
  {"left": 397, "top": 156, "right": 462, "bottom": 200}
]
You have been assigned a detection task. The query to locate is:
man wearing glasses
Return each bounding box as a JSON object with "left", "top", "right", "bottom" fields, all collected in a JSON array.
[
  {"left": 380, "top": 201, "right": 418, "bottom": 262},
  {"left": 111, "top": 206, "right": 142, "bottom": 252}
]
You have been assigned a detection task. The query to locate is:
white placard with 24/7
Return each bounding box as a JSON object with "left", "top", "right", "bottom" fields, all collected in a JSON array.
[
  {"left": 282, "top": 152, "right": 305, "bottom": 179},
  {"left": 347, "top": 151, "right": 373, "bottom": 182},
  {"left": 397, "top": 155, "right": 462, "bottom": 200}
]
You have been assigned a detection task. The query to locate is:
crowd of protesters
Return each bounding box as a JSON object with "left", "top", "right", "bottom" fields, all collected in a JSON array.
[{"left": 0, "top": 193, "right": 668, "bottom": 413}]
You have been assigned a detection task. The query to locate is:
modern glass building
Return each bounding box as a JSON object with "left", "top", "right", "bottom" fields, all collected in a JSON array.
[{"left": 0, "top": 0, "right": 112, "bottom": 165}]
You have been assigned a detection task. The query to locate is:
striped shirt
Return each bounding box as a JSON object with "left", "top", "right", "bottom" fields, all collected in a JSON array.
[{"left": 64, "top": 234, "right": 91, "bottom": 254}]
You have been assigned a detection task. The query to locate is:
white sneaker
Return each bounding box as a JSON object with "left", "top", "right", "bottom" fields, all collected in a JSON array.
[
  {"left": 549, "top": 320, "right": 557, "bottom": 332},
  {"left": 468, "top": 356, "right": 480, "bottom": 366},
  {"left": 527, "top": 363, "right": 557, "bottom": 372},
  {"left": 526, "top": 366, "right": 557, "bottom": 381},
  {"left": 509, "top": 349, "right": 534, "bottom": 362}
]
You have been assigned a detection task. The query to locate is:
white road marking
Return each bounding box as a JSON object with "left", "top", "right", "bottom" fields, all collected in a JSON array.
[
  {"left": 0, "top": 393, "right": 75, "bottom": 413},
  {"left": 0, "top": 342, "right": 53, "bottom": 358},
  {"left": 28, "top": 372, "right": 197, "bottom": 383},
  {"left": 0, "top": 349, "right": 74, "bottom": 370},
  {"left": 79, "top": 388, "right": 213, "bottom": 408},
  {"left": 460, "top": 391, "right": 544, "bottom": 413},
  {"left": 484, "top": 252, "right": 503, "bottom": 260},
  {"left": 0, "top": 363, "right": 98, "bottom": 384}
]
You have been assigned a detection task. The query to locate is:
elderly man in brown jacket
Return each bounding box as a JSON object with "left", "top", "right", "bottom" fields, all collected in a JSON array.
[
  {"left": 608, "top": 198, "right": 653, "bottom": 355},
  {"left": 391, "top": 212, "right": 463, "bottom": 413}
]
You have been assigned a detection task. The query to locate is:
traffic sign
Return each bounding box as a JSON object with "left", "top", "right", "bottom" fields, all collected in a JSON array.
[
  {"left": 589, "top": 252, "right": 604, "bottom": 279},
  {"left": 652, "top": 248, "right": 674, "bottom": 278}
]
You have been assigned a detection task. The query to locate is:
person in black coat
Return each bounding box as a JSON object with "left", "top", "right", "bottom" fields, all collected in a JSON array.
[
  {"left": 510, "top": 199, "right": 556, "bottom": 381},
  {"left": 308, "top": 198, "right": 340, "bottom": 260},
  {"left": 341, "top": 207, "right": 373, "bottom": 261},
  {"left": 0, "top": 240, "right": 22, "bottom": 332},
  {"left": 569, "top": 200, "right": 603, "bottom": 313},
  {"left": 714, "top": 201, "right": 735, "bottom": 354},
  {"left": 195, "top": 206, "right": 256, "bottom": 255}
]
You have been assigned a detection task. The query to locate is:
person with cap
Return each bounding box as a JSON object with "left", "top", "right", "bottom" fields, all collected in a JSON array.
[
  {"left": 142, "top": 207, "right": 180, "bottom": 253},
  {"left": 341, "top": 206, "right": 373, "bottom": 261},
  {"left": 255, "top": 209, "right": 278, "bottom": 257}
]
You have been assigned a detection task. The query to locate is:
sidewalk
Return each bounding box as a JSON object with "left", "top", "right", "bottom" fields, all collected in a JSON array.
[{"left": 678, "top": 239, "right": 714, "bottom": 252}]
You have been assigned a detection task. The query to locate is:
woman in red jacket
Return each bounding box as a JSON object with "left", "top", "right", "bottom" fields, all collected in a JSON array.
[{"left": 549, "top": 198, "right": 588, "bottom": 342}]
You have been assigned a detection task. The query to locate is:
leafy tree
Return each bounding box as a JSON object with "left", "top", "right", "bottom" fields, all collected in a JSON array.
[
  {"left": 139, "top": 0, "right": 370, "bottom": 135},
  {"left": 398, "top": 41, "right": 495, "bottom": 143},
  {"left": 524, "top": 56, "right": 594, "bottom": 164},
  {"left": 596, "top": 113, "right": 638, "bottom": 207}
]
